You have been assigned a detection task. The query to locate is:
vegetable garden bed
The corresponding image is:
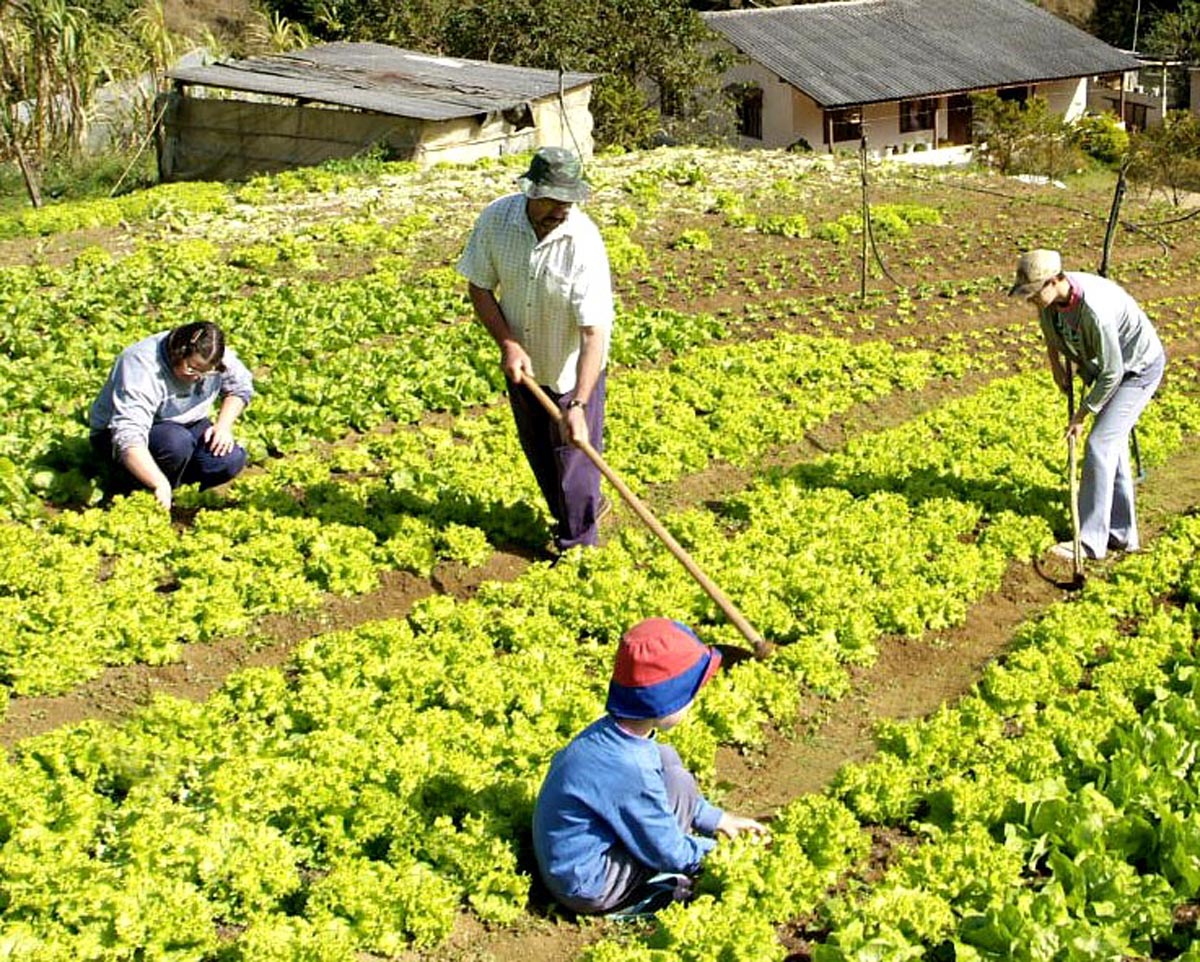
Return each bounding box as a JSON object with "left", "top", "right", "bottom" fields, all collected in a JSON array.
[{"left": 2, "top": 147, "right": 1200, "bottom": 961}]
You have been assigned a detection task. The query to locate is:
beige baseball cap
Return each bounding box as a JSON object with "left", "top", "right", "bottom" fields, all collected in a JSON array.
[{"left": 1008, "top": 249, "right": 1063, "bottom": 297}]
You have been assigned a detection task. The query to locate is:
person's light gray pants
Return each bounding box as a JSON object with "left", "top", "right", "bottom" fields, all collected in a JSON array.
[{"left": 1078, "top": 353, "right": 1164, "bottom": 559}]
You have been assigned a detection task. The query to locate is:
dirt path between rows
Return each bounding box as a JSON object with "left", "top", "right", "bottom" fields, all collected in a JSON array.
[{"left": 0, "top": 363, "right": 1006, "bottom": 749}]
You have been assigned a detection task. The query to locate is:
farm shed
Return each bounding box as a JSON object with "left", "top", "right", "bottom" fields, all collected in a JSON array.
[
  {"left": 156, "top": 42, "right": 597, "bottom": 182},
  {"left": 701, "top": 0, "right": 1142, "bottom": 156}
]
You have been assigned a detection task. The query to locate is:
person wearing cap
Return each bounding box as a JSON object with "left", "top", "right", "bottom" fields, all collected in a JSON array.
[
  {"left": 89, "top": 321, "right": 254, "bottom": 510},
  {"left": 532, "top": 618, "right": 768, "bottom": 916},
  {"left": 456, "top": 146, "right": 614, "bottom": 555},
  {"left": 1009, "top": 249, "right": 1165, "bottom": 561}
]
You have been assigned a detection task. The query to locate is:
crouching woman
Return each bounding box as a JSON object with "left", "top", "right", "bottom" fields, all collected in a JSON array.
[{"left": 89, "top": 321, "right": 254, "bottom": 510}]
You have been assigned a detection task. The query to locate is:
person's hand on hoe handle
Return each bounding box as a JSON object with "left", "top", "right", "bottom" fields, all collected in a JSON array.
[
  {"left": 1065, "top": 411, "right": 1086, "bottom": 443},
  {"left": 564, "top": 401, "right": 589, "bottom": 447},
  {"left": 501, "top": 339, "right": 533, "bottom": 384},
  {"left": 715, "top": 813, "right": 770, "bottom": 840}
]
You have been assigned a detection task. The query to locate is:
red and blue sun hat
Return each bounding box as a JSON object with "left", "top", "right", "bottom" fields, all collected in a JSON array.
[{"left": 605, "top": 618, "right": 722, "bottom": 720}]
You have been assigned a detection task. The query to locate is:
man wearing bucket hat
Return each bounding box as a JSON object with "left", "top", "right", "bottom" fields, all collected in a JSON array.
[
  {"left": 457, "top": 146, "right": 613, "bottom": 556},
  {"left": 1009, "top": 249, "right": 1165, "bottom": 561},
  {"left": 532, "top": 618, "right": 768, "bottom": 916}
]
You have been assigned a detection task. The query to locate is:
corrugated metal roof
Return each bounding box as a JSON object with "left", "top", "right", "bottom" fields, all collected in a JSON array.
[
  {"left": 167, "top": 42, "right": 598, "bottom": 121},
  {"left": 703, "top": 0, "right": 1142, "bottom": 109}
]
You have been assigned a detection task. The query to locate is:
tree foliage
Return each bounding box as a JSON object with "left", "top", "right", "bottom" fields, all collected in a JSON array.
[
  {"left": 969, "top": 93, "right": 1083, "bottom": 180},
  {"left": 1089, "top": 0, "right": 1186, "bottom": 50},
  {"left": 260, "top": 0, "right": 731, "bottom": 148},
  {"left": 1126, "top": 110, "right": 1200, "bottom": 205},
  {"left": 1070, "top": 111, "right": 1130, "bottom": 167},
  {"left": 1143, "top": 0, "right": 1200, "bottom": 60},
  {"left": 0, "top": 0, "right": 312, "bottom": 206}
]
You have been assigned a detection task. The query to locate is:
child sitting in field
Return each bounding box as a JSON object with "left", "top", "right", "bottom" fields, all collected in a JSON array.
[{"left": 532, "top": 617, "right": 768, "bottom": 916}]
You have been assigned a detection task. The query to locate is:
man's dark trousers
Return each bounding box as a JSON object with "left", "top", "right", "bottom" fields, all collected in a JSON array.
[{"left": 507, "top": 371, "right": 606, "bottom": 551}]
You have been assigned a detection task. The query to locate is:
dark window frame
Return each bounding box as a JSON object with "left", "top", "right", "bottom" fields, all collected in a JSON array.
[
  {"left": 826, "top": 107, "right": 862, "bottom": 144},
  {"left": 899, "top": 97, "right": 936, "bottom": 133},
  {"left": 726, "top": 83, "right": 764, "bottom": 140}
]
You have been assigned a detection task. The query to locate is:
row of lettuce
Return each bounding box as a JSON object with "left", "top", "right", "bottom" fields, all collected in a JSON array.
[
  {"left": 2, "top": 363, "right": 1200, "bottom": 959},
  {"left": 585, "top": 512, "right": 1200, "bottom": 961},
  {"left": 0, "top": 327, "right": 973, "bottom": 700}
]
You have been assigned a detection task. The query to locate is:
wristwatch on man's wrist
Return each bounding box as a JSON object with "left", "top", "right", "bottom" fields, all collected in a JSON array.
[{"left": 566, "top": 398, "right": 587, "bottom": 411}]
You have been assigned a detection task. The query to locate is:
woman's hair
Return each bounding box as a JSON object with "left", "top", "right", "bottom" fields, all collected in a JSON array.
[{"left": 165, "top": 322, "right": 227, "bottom": 372}]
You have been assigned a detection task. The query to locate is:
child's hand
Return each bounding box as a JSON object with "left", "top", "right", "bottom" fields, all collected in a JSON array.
[{"left": 716, "top": 813, "right": 770, "bottom": 840}]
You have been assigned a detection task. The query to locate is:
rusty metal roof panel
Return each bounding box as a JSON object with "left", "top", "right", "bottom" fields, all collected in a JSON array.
[
  {"left": 703, "top": 0, "right": 1142, "bottom": 109},
  {"left": 168, "top": 42, "right": 598, "bottom": 120}
]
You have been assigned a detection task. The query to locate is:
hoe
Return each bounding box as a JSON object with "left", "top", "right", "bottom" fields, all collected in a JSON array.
[{"left": 520, "top": 375, "right": 773, "bottom": 662}]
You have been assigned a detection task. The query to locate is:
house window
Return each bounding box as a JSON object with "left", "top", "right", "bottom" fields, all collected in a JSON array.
[
  {"left": 899, "top": 97, "right": 935, "bottom": 132},
  {"left": 826, "top": 107, "right": 862, "bottom": 144},
  {"left": 1125, "top": 102, "right": 1148, "bottom": 132},
  {"left": 726, "top": 84, "right": 763, "bottom": 140},
  {"left": 997, "top": 86, "right": 1029, "bottom": 104}
]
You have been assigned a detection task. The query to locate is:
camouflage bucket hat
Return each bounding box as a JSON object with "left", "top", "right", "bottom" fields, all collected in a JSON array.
[{"left": 516, "top": 146, "right": 590, "bottom": 203}]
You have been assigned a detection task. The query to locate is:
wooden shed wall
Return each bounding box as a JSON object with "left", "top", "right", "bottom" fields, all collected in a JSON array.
[{"left": 156, "top": 85, "right": 595, "bottom": 182}]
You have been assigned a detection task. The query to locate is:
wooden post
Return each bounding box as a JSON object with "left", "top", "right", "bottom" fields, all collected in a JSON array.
[{"left": 859, "top": 134, "right": 869, "bottom": 299}]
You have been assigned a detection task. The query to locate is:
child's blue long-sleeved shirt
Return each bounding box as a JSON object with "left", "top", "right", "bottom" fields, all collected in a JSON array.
[{"left": 531, "top": 715, "right": 723, "bottom": 905}]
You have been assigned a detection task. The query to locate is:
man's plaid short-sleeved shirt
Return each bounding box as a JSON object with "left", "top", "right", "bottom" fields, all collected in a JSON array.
[{"left": 458, "top": 193, "right": 613, "bottom": 393}]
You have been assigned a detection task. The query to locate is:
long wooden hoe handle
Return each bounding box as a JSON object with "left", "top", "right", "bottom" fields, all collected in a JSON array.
[
  {"left": 519, "top": 376, "right": 772, "bottom": 660},
  {"left": 1065, "top": 360, "right": 1084, "bottom": 581},
  {"left": 1068, "top": 433, "right": 1083, "bottom": 576}
]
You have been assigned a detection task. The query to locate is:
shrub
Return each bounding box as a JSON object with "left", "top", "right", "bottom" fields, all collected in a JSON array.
[
  {"left": 1127, "top": 110, "right": 1200, "bottom": 205},
  {"left": 1071, "top": 112, "right": 1130, "bottom": 166},
  {"left": 971, "top": 92, "right": 1083, "bottom": 178}
]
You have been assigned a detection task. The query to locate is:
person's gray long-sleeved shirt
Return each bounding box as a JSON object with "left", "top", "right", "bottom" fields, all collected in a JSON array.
[
  {"left": 89, "top": 331, "right": 254, "bottom": 454},
  {"left": 1038, "top": 272, "right": 1164, "bottom": 415}
]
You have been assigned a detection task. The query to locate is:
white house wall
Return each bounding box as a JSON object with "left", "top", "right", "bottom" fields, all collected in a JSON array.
[
  {"left": 412, "top": 88, "right": 594, "bottom": 164},
  {"left": 1036, "top": 77, "right": 1088, "bottom": 121},
  {"left": 721, "top": 60, "right": 795, "bottom": 149},
  {"left": 791, "top": 92, "right": 826, "bottom": 152},
  {"left": 532, "top": 86, "right": 595, "bottom": 158},
  {"left": 734, "top": 72, "right": 1094, "bottom": 154}
]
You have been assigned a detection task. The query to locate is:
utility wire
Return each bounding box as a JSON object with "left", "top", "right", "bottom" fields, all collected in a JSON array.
[{"left": 898, "top": 167, "right": 1173, "bottom": 255}]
